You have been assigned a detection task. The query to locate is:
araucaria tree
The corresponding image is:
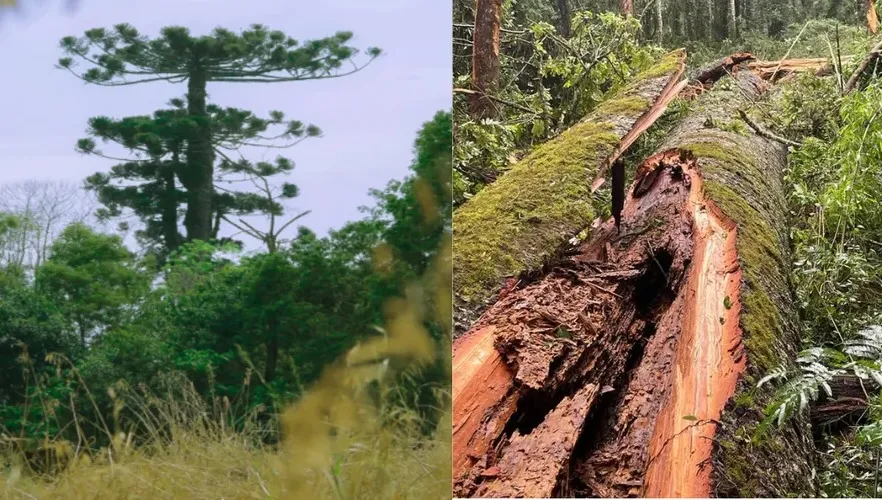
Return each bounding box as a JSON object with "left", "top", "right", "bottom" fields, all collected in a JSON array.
[
  {"left": 79, "top": 98, "right": 319, "bottom": 254},
  {"left": 59, "top": 24, "right": 380, "bottom": 241}
]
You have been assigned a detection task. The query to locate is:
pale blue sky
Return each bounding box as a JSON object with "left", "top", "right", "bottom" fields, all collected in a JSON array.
[{"left": 0, "top": 0, "right": 451, "bottom": 249}]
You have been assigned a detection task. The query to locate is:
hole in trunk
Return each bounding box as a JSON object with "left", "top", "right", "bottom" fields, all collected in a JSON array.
[
  {"left": 634, "top": 249, "right": 674, "bottom": 315},
  {"left": 504, "top": 389, "right": 560, "bottom": 436}
]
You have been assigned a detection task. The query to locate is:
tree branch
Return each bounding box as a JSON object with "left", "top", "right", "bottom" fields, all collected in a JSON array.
[
  {"left": 453, "top": 88, "right": 538, "bottom": 115},
  {"left": 737, "top": 109, "right": 803, "bottom": 148}
]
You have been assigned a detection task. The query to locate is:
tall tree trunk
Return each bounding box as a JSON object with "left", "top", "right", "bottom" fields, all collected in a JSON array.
[
  {"left": 183, "top": 63, "right": 215, "bottom": 241},
  {"left": 452, "top": 67, "right": 816, "bottom": 498},
  {"left": 453, "top": 50, "right": 687, "bottom": 335},
  {"left": 470, "top": 0, "right": 503, "bottom": 119},
  {"left": 678, "top": 6, "right": 687, "bottom": 38},
  {"left": 265, "top": 327, "right": 279, "bottom": 384},
  {"left": 656, "top": 0, "right": 665, "bottom": 43},
  {"left": 622, "top": 0, "right": 634, "bottom": 16},
  {"left": 162, "top": 151, "right": 182, "bottom": 251},
  {"left": 728, "top": 0, "right": 738, "bottom": 39},
  {"left": 555, "top": 0, "right": 572, "bottom": 37}
]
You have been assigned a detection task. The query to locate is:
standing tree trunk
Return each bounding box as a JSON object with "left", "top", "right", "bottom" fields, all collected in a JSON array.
[
  {"left": 162, "top": 151, "right": 182, "bottom": 251},
  {"left": 265, "top": 322, "right": 279, "bottom": 384},
  {"left": 555, "top": 0, "right": 572, "bottom": 37},
  {"left": 656, "top": 0, "right": 665, "bottom": 43},
  {"left": 470, "top": 0, "right": 503, "bottom": 120},
  {"left": 452, "top": 67, "right": 816, "bottom": 498},
  {"left": 868, "top": 0, "right": 879, "bottom": 34},
  {"left": 622, "top": 0, "right": 634, "bottom": 16},
  {"left": 182, "top": 62, "right": 215, "bottom": 241},
  {"left": 453, "top": 50, "right": 687, "bottom": 335},
  {"left": 728, "top": 0, "right": 738, "bottom": 39},
  {"left": 706, "top": 0, "right": 715, "bottom": 40}
]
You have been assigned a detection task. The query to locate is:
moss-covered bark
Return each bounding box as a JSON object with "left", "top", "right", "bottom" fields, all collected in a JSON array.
[
  {"left": 659, "top": 71, "right": 816, "bottom": 497},
  {"left": 453, "top": 50, "right": 686, "bottom": 334}
]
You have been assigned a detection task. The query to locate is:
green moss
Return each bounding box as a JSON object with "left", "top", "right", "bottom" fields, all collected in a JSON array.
[
  {"left": 684, "top": 140, "right": 757, "bottom": 173},
  {"left": 740, "top": 290, "right": 784, "bottom": 375},
  {"left": 594, "top": 95, "right": 651, "bottom": 117},
  {"left": 717, "top": 439, "right": 760, "bottom": 497},
  {"left": 453, "top": 120, "right": 618, "bottom": 303},
  {"left": 635, "top": 49, "right": 685, "bottom": 80},
  {"left": 733, "top": 390, "right": 756, "bottom": 408},
  {"left": 703, "top": 180, "right": 785, "bottom": 375}
]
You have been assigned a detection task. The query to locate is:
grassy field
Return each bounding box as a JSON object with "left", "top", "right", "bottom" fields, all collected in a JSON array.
[{"left": 0, "top": 383, "right": 452, "bottom": 499}]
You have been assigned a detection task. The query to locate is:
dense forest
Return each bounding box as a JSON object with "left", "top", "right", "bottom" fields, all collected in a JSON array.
[
  {"left": 0, "top": 20, "right": 452, "bottom": 499},
  {"left": 453, "top": 0, "right": 882, "bottom": 498}
]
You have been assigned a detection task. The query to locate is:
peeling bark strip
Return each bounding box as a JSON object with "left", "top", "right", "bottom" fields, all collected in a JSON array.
[
  {"left": 452, "top": 70, "right": 816, "bottom": 498},
  {"left": 453, "top": 50, "right": 687, "bottom": 336}
]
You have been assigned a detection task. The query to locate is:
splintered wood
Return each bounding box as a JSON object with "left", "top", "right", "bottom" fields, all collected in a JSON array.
[
  {"left": 452, "top": 150, "right": 747, "bottom": 497},
  {"left": 687, "top": 52, "right": 833, "bottom": 92}
]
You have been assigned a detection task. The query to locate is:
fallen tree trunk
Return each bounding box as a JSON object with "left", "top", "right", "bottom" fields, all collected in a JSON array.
[
  {"left": 748, "top": 58, "right": 837, "bottom": 81},
  {"left": 453, "top": 50, "right": 687, "bottom": 336},
  {"left": 691, "top": 52, "right": 755, "bottom": 86},
  {"left": 811, "top": 374, "right": 878, "bottom": 429},
  {"left": 452, "top": 69, "right": 816, "bottom": 497},
  {"left": 845, "top": 38, "right": 882, "bottom": 93}
]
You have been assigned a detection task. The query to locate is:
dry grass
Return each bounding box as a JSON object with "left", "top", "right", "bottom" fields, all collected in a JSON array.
[{"left": 0, "top": 378, "right": 452, "bottom": 500}]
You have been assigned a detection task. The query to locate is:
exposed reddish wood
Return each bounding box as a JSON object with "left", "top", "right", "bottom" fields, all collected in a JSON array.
[
  {"left": 621, "top": 0, "right": 633, "bottom": 16},
  {"left": 470, "top": 0, "right": 503, "bottom": 119},
  {"left": 452, "top": 149, "right": 748, "bottom": 497},
  {"left": 452, "top": 325, "right": 518, "bottom": 481},
  {"left": 590, "top": 75, "right": 689, "bottom": 192},
  {"left": 642, "top": 163, "right": 745, "bottom": 498},
  {"left": 606, "top": 79, "right": 689, "bottom": 170},
  {"left": 869, "top": 0, "right": 879, "bottom": 34},
  {"left": 477, "top": 384, "right": 599, "bottom": 497}
]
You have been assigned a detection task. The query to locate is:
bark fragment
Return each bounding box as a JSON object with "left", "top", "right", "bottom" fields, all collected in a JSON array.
[{"left": 453, "top": 50, "right": 687, "bottom": 337}]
